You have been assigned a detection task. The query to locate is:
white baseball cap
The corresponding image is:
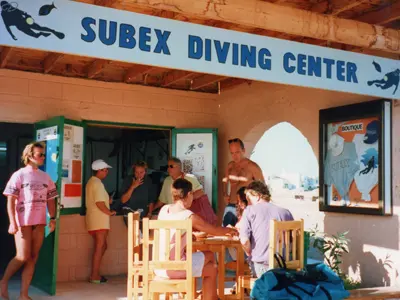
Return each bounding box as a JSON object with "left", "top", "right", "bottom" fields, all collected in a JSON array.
[{"left": 92, "top": 159, "right": 112, "bottom": 171}]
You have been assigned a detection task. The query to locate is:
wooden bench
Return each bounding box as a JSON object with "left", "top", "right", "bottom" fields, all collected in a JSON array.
[{"left": 349, "top": 286, "right": 400, "bottom": 299}]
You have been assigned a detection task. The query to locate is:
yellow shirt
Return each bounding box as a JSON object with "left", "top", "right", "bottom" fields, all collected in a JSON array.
[
  {"left": 85, "top": 176, "right": 110, "bottom": 231},
  {"left": 159, "top": 174, "right": 202, "bottom": 204}
]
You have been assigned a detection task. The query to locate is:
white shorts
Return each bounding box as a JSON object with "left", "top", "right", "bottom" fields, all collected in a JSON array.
[{"left": 154, "top": 251, "right": 205, "bottom": 279}]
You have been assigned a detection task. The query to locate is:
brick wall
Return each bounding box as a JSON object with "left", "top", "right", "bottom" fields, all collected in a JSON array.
[
  {"left": 57, "top": 216, "right": 128, "bottom": 282},
  {"left": 0, "top": 69, "right": 219, "bottom": 127}
]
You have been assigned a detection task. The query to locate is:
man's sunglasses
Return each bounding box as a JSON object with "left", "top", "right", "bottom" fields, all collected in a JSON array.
[
  {"left": 168, "top": 165, "right": 176, "bottom": 169},
  {"left": 35, "top": 153, "right": 46, "bottom": 157}
]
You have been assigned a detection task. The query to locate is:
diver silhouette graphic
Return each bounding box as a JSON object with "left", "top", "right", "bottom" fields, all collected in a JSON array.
[
  {"left": 367, "top": 61, "right": 399, "bottom": 95},
  {"left": 359, "top": 156, "right": 375, "bottom": 175},
  {"left": 0, "top": 1, "right": 65, "bottom": 40}
]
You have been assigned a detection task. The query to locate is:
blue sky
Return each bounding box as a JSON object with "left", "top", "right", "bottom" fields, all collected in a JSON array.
[{"left": 250, "top": 122, "right": 319, "bottom": 177}]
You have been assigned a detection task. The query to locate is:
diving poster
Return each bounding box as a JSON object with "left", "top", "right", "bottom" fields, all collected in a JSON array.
[
  {"left": 324, "top": 117, "right": 380, "bottom": 208},
  {"left": 175, "top": 133, "right": 213, "bottom": 205}
]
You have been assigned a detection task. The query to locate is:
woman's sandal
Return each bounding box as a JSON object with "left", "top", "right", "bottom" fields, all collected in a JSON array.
[{"left": 89, "top": 276, "right": 108, "bottom": 284}]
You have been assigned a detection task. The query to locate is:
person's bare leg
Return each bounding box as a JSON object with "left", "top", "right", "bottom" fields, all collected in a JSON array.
[
  {"left": 102, "top": 240, "right": 108, "bottom": 257},
  {"left": 201, "top": 262, "right": 218, "bottom": 300},
  {"left": 19, "top": 225, "right": 45, "bottom": 300},
  {"left": 90, "top": 231, "right": 108, "bottom": 281},
  {"left": 1, "top": 227, "right": 32, "bottom": 300},
  {"left": 100, "top": 237, "right": 108, "bottom": 280},
  {"left": 198, "top": 252, "right": 217, "bottom": 300}
]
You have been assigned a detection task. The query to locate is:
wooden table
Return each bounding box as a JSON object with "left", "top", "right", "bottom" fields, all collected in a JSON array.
[{"left": 193, "top": 236, "right": 245, "bottom": 300}]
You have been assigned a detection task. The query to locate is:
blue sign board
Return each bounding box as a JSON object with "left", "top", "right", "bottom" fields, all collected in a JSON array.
[{"left": 0, "top": 0, "right": 399, "bottom": 99}]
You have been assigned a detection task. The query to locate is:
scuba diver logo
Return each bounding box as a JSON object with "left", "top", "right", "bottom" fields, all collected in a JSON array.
[
  {"left": 0, "top": 1, "right": 65, "bottom": 40},
  {"left": 359, "top": 148, "right": 378, "bottom": 175},
  {"left": 367, "top": 61, "right": 399, "bottom": 95}
]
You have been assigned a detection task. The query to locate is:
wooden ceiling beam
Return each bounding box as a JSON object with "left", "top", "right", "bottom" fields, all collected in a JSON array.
[
  {"left": 191, "top": 75, "right": 227, "bottom": 90},
  {"left": 331, "top": 0, "right": 368, "bottom": 16},
  {"left": 220, "top": 78, "right": 250, "bottom": 91},
  {"left": 355, "top": 2, "right": 400, "bottom": 26},
  {"left": 122, "top": 0, "right": 400, "bottom": 54},
  {"left": 156, "top": 10, "right": 177, "bottom": 19},
  {"left": 87, "top": 60, "right": 109, "bottom": 79},
  {"left": 124, "top": 65, "right": 154, "bottom": 83},
  {"left": 0, "top": 47, "right": 12, "bottom": 68},
  {"left": 161, "top": 70, "right": 193, "bottom": 87},
  {"left": 43, "top": 53, "right": 64, "bottom": 74},
  {"left": 311, "top": 0, "right": 368, "bottom": 15}
]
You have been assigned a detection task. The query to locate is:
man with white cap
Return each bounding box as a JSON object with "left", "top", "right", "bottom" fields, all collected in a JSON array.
[{"left": 85, "top": 159, "right": 116, "bottom": 284}]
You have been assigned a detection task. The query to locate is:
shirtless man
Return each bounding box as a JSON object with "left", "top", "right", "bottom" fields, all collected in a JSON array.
[{"left": 222, "top": 138, "right": 264, "bottom": 226}]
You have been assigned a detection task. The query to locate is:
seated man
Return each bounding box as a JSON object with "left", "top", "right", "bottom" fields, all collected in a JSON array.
[
  {"left": 121, "top": 161, "right": 157, "bottom": 219},
  {"left": 240, "top": 181, "right": 294, "bottom": 278},
  {"left": 149, "top": 157, "right": 217, "bottom": 226}
]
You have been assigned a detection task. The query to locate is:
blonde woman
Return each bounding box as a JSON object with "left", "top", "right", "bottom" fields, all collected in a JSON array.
[
  {"left": 1, "top": 142, "right": 58, "bottom": 300},
  {"left": 156, "top": 178, "right": 237, "bottom": 300}
]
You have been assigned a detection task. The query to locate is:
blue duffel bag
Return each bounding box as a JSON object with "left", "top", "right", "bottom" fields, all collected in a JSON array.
[{"left": 250, "top": 254, "right": 350, "bottom": 300}]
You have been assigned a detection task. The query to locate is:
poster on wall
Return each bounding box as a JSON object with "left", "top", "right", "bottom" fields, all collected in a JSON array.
[
  {"left": 175, "top": 133, "right": 213, "bottom": 205},
  {"left": 319, "top": 99, "right": 392, "bottom": 216},
  {"left": 61, "top": 124, "right": 84, "bottom": 209}
]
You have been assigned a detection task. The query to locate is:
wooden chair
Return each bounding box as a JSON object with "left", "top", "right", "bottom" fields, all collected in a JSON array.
[
  {"left": 226, "top": 260, "right": 250, "bottom": 278},
  {"left": 238, "top": 218, "right": 305, "bottom": 299},
  {"left": 269, "top": 219, "right": 304, "bottom": 270},
  {"left": 142, "top": 218, "right": 195, "bottom": 300},
  {"left": 127, "top": 212, "right": 142, "bottom": 300}
]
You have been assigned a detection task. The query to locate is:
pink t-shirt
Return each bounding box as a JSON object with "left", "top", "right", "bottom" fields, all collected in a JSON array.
[{"left": 3, "top": 165, "right": 58, "bottom": 227}]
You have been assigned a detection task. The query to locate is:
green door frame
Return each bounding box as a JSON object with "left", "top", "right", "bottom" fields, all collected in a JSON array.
[
  {"left": 83, "top": 120, "right": 174, "bottom": 130},
  {"left": 32, "top": 116, "right": 64, "bottom": 295},
  {"left": 171, "top": 128, "right": 218, "bottom": 212}
]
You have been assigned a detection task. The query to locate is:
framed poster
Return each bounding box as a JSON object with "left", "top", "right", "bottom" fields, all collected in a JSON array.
[{"left": 319, "top": 99, "right": 392, "bottom": 216}]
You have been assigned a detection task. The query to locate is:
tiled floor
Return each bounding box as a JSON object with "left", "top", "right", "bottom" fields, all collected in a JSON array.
[{"left": 6, "top": 276, "right": 236, "bottom": 300}]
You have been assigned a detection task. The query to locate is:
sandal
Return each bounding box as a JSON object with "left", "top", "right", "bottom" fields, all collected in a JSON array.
[{"left": 89, "top": 276, "right": 108, "bottom": 284}]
